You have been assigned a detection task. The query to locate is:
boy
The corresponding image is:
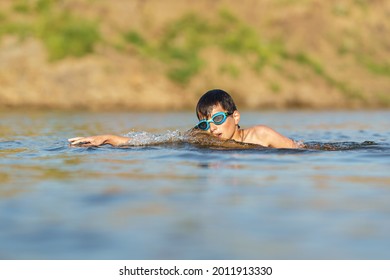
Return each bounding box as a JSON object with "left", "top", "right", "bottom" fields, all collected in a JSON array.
[
  {"left": 193, "top": 89, "right": 299, "bottom": 148},
  {"left": 68, "top": 89, "right": 300, "bottom": 149}
]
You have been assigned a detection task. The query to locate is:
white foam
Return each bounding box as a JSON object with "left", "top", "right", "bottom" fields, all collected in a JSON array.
[{"left": 123, "top": 130, "right": 183, "bottom": 146}]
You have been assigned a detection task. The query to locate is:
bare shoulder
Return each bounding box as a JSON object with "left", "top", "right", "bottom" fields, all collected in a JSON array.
[
  {"left": 252, "top": 125, "right": 275, "bottom": 135},
  {"left": 246, "top": 125, "right": 276, "bottom": 139},
  {"left": 243, "top": 125, "right": 297, "bottom": 148},
  {"left": 242, "top": 125, "right": 273, "bottom": 146}
]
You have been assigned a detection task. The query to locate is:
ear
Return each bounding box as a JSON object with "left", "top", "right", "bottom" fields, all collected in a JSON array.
[{"left": 233, "top": 110, "right": 240, "bottom": 126}]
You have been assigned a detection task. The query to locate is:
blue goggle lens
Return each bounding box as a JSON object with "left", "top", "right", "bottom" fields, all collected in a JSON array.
[{"left": 197, "top": 121, "right": 209, "bottom": 130}]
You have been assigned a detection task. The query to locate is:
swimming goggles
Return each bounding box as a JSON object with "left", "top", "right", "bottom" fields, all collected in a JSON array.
[{"left": 195, "top": 112, "right": 232, "bottom": 131}]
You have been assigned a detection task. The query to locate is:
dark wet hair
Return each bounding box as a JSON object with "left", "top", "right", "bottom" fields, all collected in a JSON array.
[{"left": 196, "top": 89, "right": 238, "bottom": 120}]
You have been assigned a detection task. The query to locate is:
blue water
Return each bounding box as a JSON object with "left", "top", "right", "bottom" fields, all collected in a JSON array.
[{"left": 0, "top": 110, "right": 389, "bottom": 259}]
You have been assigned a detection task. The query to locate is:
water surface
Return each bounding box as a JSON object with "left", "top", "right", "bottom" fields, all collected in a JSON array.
[{"left": 0, "top": 110, "right": 389, "bottom": 259}]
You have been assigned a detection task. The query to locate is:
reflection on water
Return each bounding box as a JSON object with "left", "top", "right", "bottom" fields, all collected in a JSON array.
[{"left": 0, "top": 110, "right": 390, "bottom": 259}]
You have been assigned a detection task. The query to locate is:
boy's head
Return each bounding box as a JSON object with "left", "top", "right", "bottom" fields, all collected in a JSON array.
[
  {"left": 195, "top": 89, "right": 241, "bottom": 140},
  {"left": 196, "top": 89, "right": 238, "bottom": 119}
]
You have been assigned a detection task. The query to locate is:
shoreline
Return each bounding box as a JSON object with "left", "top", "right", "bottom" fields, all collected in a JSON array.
[
  {"left": 1, "top": 104, "right": 389, "bottom": 113},
  {"left": 1, "top": 1, "right": 390, "bottom": 110}
]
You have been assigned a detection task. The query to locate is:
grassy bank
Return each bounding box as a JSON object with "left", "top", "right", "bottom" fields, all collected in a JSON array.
[{"left": 0, "top": 0, "right": 389, "bottom": 110}]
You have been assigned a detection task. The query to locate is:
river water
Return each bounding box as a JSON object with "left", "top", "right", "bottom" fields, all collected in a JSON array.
[{"left": 0, "top": 110, "right": 389, "bottom": 259}]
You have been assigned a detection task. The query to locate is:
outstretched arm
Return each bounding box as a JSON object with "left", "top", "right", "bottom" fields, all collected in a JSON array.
[{"left": 68, "top": 135, "right": 131, "bottom": 147}]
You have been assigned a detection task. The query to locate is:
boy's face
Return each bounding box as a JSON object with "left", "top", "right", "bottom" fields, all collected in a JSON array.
[{"left": 198, "top": 103, "right": 240, "bottom": 140}]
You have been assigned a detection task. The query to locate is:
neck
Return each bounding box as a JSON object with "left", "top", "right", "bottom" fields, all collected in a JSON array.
[{"left": 232, "top": 127, "right": 244, "bottom": 142}]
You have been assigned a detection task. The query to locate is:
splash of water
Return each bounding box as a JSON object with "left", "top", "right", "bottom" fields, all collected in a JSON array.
[
  {"left": 123, "top": 130, "right": 183, "bottom": 146},
  {"left": 123, "top": 129, "right": 376, "bottom": 151},
  {"left": 123, "top": 129, "right": 264, "bottom": 149}
]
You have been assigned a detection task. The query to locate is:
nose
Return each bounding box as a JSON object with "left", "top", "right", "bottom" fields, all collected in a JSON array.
[{"left": 209, "top": 122, "right": 217, "bottom": 133}]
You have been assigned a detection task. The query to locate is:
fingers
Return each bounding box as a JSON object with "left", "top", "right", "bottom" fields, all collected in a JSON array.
[
  {"left": 68, "top": 135, "right": 107, "bottom": 147},
  {"left": 68, "top": 137, "right": 92, "bottom": 146},
  {"left": 68, "top": 137, "right": 84, "bottom": 143}
]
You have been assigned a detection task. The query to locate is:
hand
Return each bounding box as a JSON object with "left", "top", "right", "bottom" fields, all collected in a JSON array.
[{"left": 68, "top": 136, "right": 107, "bottom": 147}]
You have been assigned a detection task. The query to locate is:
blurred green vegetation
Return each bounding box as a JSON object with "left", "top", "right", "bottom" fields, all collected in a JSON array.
[
  {"left": 122, "top": 10, "right": 365, "bottom": 100},
  {"left": 281, "top": 52, "right": 364, "bottom": 100},
  {"left": 358, "top": 57, "right": 390, "bottom": 76},
  {"left": 0, "top": 0, "right": 100, "bottom": 60},
  {"left": 37, "top": 13, "right": 100, "bottom": 60},
  {"left": 123, "top": 11, "right": 284, "bottom": 84}
]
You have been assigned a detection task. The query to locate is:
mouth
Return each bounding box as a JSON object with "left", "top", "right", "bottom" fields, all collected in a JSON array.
[{"left": 213, "top": 133, "right": 223, "bottom": 139}]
